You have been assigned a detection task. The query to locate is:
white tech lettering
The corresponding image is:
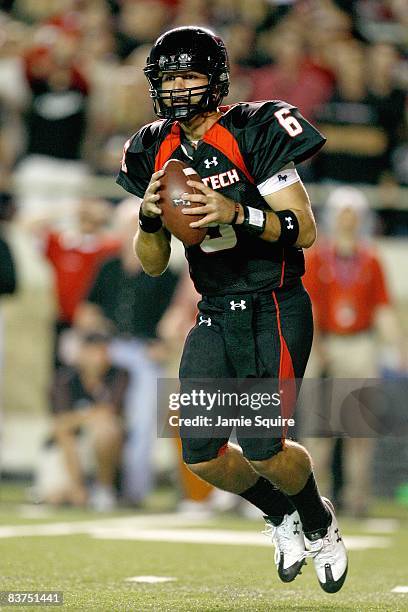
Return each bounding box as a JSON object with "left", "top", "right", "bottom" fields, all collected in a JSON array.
[
  {"left": 209, "top": 175, "right": 220, "bottom": 189},
  {"left": 202, "top": 168, "right": 240, "bottom": 191}
]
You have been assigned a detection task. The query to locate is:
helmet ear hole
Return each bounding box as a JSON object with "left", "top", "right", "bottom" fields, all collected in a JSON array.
[{"left": 144, "top": 26, "right": 230, "bottom": 120}]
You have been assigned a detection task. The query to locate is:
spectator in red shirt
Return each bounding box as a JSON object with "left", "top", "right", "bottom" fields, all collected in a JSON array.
[
  {"left": 250, "top": 29, "right": 334, "bottom": 120},
  {"left": 305, "top": 221, "right": 390, "bottom": 337},
  {"left": 303, "top": 186, "right": 404, "bottom": 516},
  {"left": 31, "top": 197, "right": 120, "bottom": 366}
]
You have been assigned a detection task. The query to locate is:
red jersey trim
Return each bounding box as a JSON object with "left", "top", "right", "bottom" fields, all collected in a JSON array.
[
  {"left": 154, "top": 122, "right": 181, "bottom": 171},
  {"left": 153, "top": 114, "right": 254, "bottom": 186},
  {"left": 279, "top": 248, "right": 286, "bottom": 288},
  {"left": 272, "top": 290, "right": 296, "bottom": 442},
  {"left": 203, "top": 123, "right": 254, "bottom": 184}
]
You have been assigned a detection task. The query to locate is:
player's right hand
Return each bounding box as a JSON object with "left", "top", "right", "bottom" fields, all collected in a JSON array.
[{"left": 141, "top": 170, "right": 164, "bottom": 218}]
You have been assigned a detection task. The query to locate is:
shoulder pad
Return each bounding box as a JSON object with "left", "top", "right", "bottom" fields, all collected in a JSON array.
[
  {"left": 127, "top": 119, "right": 168, "bottom": 153},
  {"left": 224, "top": 100, "right": 296, "bottom": 130}
]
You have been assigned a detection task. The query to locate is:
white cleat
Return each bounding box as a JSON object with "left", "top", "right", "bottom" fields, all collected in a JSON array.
[
  {"left": 304, "top": 498, "right": 348, "bottom": 593},
  {"left": 263, "top": 511, "right": 310, "bottom": 582}
]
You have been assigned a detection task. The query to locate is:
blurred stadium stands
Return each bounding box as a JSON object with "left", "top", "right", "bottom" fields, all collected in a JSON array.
[{"left": 0, "top": 0, "right": 407, "bottom": 510}]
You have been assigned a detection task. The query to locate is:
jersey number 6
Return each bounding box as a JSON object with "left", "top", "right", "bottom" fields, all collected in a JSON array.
[{"left": 274, "top": 108, "right": 303, "bottom": 138}]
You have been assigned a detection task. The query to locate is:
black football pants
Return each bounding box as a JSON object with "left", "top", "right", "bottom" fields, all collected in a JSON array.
[{"left": 179, "top": 279, "right": 314, "bottom": 464}]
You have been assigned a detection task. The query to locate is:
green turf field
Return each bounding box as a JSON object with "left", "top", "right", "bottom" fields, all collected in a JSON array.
[{"left": 0, "top": 488, "right": 407, "bottom": 611}]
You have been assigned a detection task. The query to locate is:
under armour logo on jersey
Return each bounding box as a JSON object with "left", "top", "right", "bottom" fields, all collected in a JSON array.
[
  {"left": 293, "top": 521, "right": 300, "bottom": 535},
  {"left": 278, "top": 174, "right": 288, "bottom": 182},
  {"left": 204, "top": 157, "right": 218, "bottom": 169},
  {"left": 285, "top": 216, "right": 294, "bottom": 230},
  {"left": 198, "top": 315, "right": 212, "bottom": 326},
  {"left": 230, "top": 300, "right": 246, "bottom": 311}
]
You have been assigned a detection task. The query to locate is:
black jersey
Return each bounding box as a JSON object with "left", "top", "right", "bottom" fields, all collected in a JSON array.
[{"left": 116, "top": 101, "right": 325, "bottom": 296}]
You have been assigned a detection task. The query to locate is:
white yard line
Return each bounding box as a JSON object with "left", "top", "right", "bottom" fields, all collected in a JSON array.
[
  {"left": 361, "top": 519, "right": 399, "bottom": 533},
  {"left": 91, "top": 528, "right": 391, "bottom": 550},
  {"left": 0, "top": 513, "right": 211, "bottom": 537},
  {"left": 0, "top": 514, "right": 391, "bottom": 550},
  {"left": 391, "top": 586, "right": 408, "bottom": 594},
  {"left": 125, "top": 576, "right": 177, "bottom": 583}
]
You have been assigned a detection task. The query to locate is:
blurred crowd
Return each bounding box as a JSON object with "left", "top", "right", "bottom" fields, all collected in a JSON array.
[
  {"left": 0, "top": 0, "right": 407, "bottom": 515},
  {"left": 0, "top": 0, "right": 406, "bottom": 194}
]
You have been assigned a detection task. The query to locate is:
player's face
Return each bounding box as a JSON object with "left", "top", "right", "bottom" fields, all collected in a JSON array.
[{"left": 160, "top": 70, "right": 208, "bottom": 106}]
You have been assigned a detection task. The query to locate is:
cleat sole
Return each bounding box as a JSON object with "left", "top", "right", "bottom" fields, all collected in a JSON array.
[
  {"left": 278, "top": 558, "right": 306, "bottom": 583},
  {"left": 319, "top": 563, "right": 348, "bottom": 594}
]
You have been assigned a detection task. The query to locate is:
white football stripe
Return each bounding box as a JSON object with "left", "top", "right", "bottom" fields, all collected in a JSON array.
[
  {"left": 391, "top": 586, "right": 408, "bottom": 593},
  {"left": 182, "top": 167, "right": 196, "bottom": 176}
]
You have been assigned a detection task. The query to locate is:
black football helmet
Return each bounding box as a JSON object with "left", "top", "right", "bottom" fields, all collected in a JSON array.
[{"left": 144, "top": 26, "right": 230, "bottom": 121}]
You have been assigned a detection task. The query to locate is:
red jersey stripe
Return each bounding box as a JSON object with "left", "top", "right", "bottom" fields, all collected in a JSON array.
[
  {"left": 279, "top": 248, "right": 286, "bottom": 287},
  {"left": 272, "top": 290, "right": 296, "bottom": 441},
  {"left": 203, "top": 123, "right": 254, "bottom": 184},
  {"left": 154, "top": 123, "right": 181, "bottom": 171}
]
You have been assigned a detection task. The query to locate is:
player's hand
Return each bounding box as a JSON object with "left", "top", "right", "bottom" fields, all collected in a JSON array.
[
  {"left": 140, "top": 170, "right": 164, "bottom": 218},
  {"left": 182, "top": 180, "right": 238, "bottom": 227}
]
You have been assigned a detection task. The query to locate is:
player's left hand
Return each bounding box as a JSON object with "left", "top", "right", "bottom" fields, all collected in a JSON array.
[{"left": 182, "top": 180, "right": 237, "bottom": 227}]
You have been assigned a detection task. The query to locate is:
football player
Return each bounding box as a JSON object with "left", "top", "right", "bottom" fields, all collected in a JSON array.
[{"left": 117, "top": 26, "right": 348, "bottom": 593}]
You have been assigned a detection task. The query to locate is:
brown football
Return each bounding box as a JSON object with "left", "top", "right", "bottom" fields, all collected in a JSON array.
[{"left": 159, "top": 159, "right": 207, "bottom": 246}]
